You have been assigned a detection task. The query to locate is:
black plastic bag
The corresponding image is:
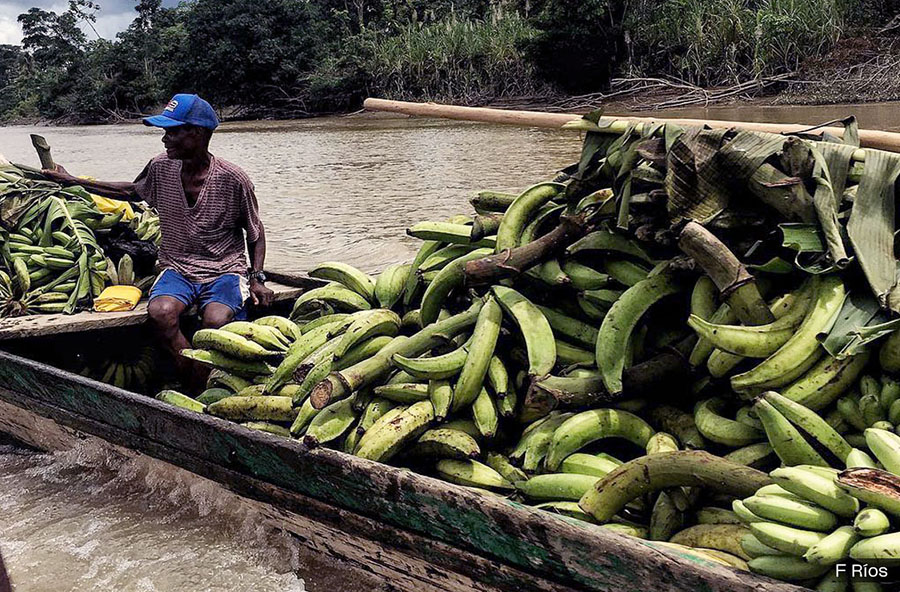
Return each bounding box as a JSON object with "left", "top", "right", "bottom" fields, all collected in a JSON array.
[{"left": 98, "top": 224, "right": 158, "bottom": 277}]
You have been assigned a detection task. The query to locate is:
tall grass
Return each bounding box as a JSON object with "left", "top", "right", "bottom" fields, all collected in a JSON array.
[
  {"left": 361, "top": 15, "right": 545, "bottom": 103},
  {"left": 627, "top": 0, "right": 853, "bottom": 86},
  {"left": 752, "top": 0, "right": 851, "bottom": 75}
]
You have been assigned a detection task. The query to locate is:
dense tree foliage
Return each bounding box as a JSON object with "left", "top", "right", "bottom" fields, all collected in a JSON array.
[{"left": 0, "top": 0, "right": 896, "bottom": 122}]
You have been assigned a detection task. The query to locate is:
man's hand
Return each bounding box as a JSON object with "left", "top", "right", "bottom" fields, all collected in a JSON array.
[
  {"left": 41, "top": 164, "right": 75, "bottom": 185},
  {"left": 249, "top": 280, "right": 275, "bottom": 307}
]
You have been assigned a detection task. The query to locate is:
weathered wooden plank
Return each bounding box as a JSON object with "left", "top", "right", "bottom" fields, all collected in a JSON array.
[
  {"left": 0, "top": 302, "right": 151, "bottom": 340},
  {"left": 0, "top": 277, "right": 310, "bottom": 341},
  {"left": 0, "top": 397, "right": 571, "bottom": 592},
  {"left": 0, "top": 351, "right": 807, "bottom": 592}
]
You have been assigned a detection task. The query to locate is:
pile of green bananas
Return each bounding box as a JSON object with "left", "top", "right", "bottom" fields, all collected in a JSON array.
[
  {"left": 0, "top": 165, "right": 138, "bottom": 315},
  {"left": 131, "top": 208, "right": 160, "bottom": 245},
  {"left": 80, "top": 345, "right": 156, "bottom": 392},
  {"left": 150, "top": 183, "right": 762, "bottom": 569},
  {"left": 730, "top": 427, "right": 900, "bottom": 590},
  {"left": 147, "top": 119, "right": 900, "bottom": 587}
]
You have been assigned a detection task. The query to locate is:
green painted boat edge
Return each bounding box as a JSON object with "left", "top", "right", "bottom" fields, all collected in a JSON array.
[{"left": 0, "top": 350, "right": 805, "bottom": 592}]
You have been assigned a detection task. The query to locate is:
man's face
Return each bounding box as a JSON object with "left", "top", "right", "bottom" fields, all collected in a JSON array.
[{"left": 161, "top": 125, "right": 208, "bottom": 160}]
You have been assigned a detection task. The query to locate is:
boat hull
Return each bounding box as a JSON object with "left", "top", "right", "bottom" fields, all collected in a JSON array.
[{"left": 0, "top": 348, "right": 807, "bottom": 592}]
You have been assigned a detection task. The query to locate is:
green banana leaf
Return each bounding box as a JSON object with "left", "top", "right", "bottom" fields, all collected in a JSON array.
[
  {"left": 809, "top": 141, "right": 856, "bottom": 268},
  {"left": 748, "top": 257, "right": 795, "bottom": 274},
  {"left": 821, "top": 290, "right": 900, "bottom": 358},
  {"left": 41, "top": 196, "right": 101, "bottom": 313},
  {"left": 614, "top": 124, "right": 657, "bottom": 229},
  {"left": 846, "top": 148, "right": 900, "bottom": 310},
  {"left": 780, "top": 224, "right": 825, "bottom": 253},
  {"left": 778, "top": 223, "right": 842, "bottom": 274}
]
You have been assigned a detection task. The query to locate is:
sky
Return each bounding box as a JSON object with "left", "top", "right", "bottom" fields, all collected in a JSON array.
[{"left": 0, "top": 1, "right": 181, "bottom": 45}]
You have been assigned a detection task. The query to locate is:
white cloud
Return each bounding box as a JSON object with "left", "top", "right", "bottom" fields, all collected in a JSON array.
[
  {"left": 0, "top": 1, "right": 168, "bottom": 45},
  {"left": 93, "top": 11, "right": 135, "bottom": 40},
  {"left": 0, "top": 4, "right": 24, "bottom": 45}
]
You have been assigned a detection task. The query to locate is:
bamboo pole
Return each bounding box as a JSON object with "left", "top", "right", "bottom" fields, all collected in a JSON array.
[{"left": 363, "top": 98, "right": 900, "bottom": 154}]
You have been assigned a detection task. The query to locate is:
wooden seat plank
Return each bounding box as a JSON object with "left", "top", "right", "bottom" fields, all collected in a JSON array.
[{"left": 0, "top": 278, "right": 306, "bottom": 341}]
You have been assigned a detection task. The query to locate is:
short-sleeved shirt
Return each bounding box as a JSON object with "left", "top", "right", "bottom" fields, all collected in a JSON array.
[{"left": 133, "top": 153, "right": 262, "bottom": 283}]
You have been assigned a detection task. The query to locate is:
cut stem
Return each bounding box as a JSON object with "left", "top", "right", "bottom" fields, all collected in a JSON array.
[
  {"left": 678, "top": 221, "right": 774, "bottom": 325},
  {"left": 464, "top": 213, "right": 589, "bottom": 286}
]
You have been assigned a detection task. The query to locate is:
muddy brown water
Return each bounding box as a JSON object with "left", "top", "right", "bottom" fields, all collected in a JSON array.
[{"left": 2, "top": 101, "right": 900, "bottom": 590}]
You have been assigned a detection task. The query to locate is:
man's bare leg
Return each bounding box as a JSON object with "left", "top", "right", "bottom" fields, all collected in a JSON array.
[
  {"left": 147, "top": 296, "right": 192, "bottom": 389},
  {"left": 201, "top": 302, "right": 235, "bottom": 330}
]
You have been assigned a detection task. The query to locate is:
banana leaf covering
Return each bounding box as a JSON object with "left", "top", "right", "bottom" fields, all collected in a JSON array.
[{"left": 563, "top": 114, "right": 900, "bottom": 354}]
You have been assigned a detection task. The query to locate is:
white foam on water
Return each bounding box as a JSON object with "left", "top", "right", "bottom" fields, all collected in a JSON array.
[{"left": 0, "top": 441, "right": 306, "bottom": 592}]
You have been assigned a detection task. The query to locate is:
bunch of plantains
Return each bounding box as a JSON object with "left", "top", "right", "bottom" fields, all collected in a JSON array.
[
  {"left": 155, "top": 114, "right": 900, "bottom": 587},
  {"left": 0, "top": 165, "right": 159, "bottom": 317},
  {"left": 730, "top": 425, "right": 900, "bottom": 589},
  {"left": 131, "top": 208, "right": 161, "bottom": 245},
  {"left": 79, "top": 344, "right": 157, "bottom": 392},
  {"left": 0, "top": 166, "right": 120, "bottom": 315}
]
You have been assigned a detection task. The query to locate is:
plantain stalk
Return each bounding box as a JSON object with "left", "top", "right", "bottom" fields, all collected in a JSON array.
[
  {"left": 522, "top": 336, "right": 693, "bottom": 420},
  {"left": 677, "top": 221, "right": 774, "bottom": 325},
  {"left": 579, "top": 450, "right": 772, "bottom": 523},
  {"left": 30, "top": 134, "right": 55, "bottom": 170},
  {"left": 464, "top": 213, "right": 590, "bottom": 286}
]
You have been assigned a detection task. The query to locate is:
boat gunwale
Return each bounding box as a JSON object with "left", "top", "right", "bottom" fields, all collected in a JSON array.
[{"left": 0, "top": 343, "right": 806, "bottom": 592}]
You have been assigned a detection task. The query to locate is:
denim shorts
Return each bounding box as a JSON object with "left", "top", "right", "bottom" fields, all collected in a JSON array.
[{"left": 149, "top": 268, "right": 249, "bottom": 320}]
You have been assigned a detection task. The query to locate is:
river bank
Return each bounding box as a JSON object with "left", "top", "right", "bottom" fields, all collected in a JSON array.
[{"left": 6, "top": 32, "right": 900, "bottom": 129}]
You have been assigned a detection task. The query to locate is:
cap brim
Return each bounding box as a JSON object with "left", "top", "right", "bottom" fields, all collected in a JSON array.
[{"left": 142, "top": 115, "right": 186, "bottom": 128}]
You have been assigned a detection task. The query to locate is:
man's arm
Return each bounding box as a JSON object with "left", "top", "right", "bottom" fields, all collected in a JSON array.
[
  {"left": 42, "top": 166, "right": 141, "bottom": 201},
  {"left": 247, "top": 224, "right": 275, "bottom": 307}
]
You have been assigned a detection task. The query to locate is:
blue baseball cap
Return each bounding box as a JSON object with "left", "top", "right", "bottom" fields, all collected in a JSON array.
[{"left": 143, "top": 94, "right": 219, "bottom": 130}]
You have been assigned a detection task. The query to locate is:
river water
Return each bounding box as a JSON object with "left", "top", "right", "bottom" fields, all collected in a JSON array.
[{"left": 2, "top": 101, "right": 900, "bottom": 590}]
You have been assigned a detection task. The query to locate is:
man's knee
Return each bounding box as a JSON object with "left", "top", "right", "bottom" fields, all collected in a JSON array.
[
  {"left": 148, "top": 297, "right": 185, "bottom": 329},
  {"left": 201, "top": 304, "right": 234, "bottom": 329}
]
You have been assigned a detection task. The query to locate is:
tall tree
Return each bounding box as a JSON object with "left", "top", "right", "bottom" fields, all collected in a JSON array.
[
  {"left": 524, "top": 0, "right": 626, "bottom": 93},
  {"left": 18, "top": 7, "right": 86, "bottom": 67},
  {"left": 178, "top": 0, "right": 338, "bottom": 110},
  {"left": 68, "top": 0, "right": 103, "bottom": 40}
]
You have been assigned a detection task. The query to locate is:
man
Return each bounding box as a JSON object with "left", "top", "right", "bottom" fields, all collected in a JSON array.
[{"left": 43, "top": 93, "right": 274, "bottom": 387}]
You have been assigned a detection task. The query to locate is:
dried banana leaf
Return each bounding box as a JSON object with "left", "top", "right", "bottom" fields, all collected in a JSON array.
[
  {"left": 664, "top": 126, "right": 731, "bottom": 223},
  {"left": 847, "top": 149, "right": 900, "bottom": 310},
  {"left": 748, "top": 163, "right": 816, "bottom": 222},
  {"left": 810, "top": 141, "right": 856, "bottom": 268}
]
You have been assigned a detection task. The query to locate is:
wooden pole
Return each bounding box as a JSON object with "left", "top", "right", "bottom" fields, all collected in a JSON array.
[
  {"left": 363, "top": 98, "right": 900, "bottom": 154},
  {"left": 30, "top": 134, "right": 55, "bottom": 170}
]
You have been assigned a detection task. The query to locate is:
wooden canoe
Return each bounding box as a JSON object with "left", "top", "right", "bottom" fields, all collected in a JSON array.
[{"left": 0, "top": 270, "right": 806, "bottom": 592}]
